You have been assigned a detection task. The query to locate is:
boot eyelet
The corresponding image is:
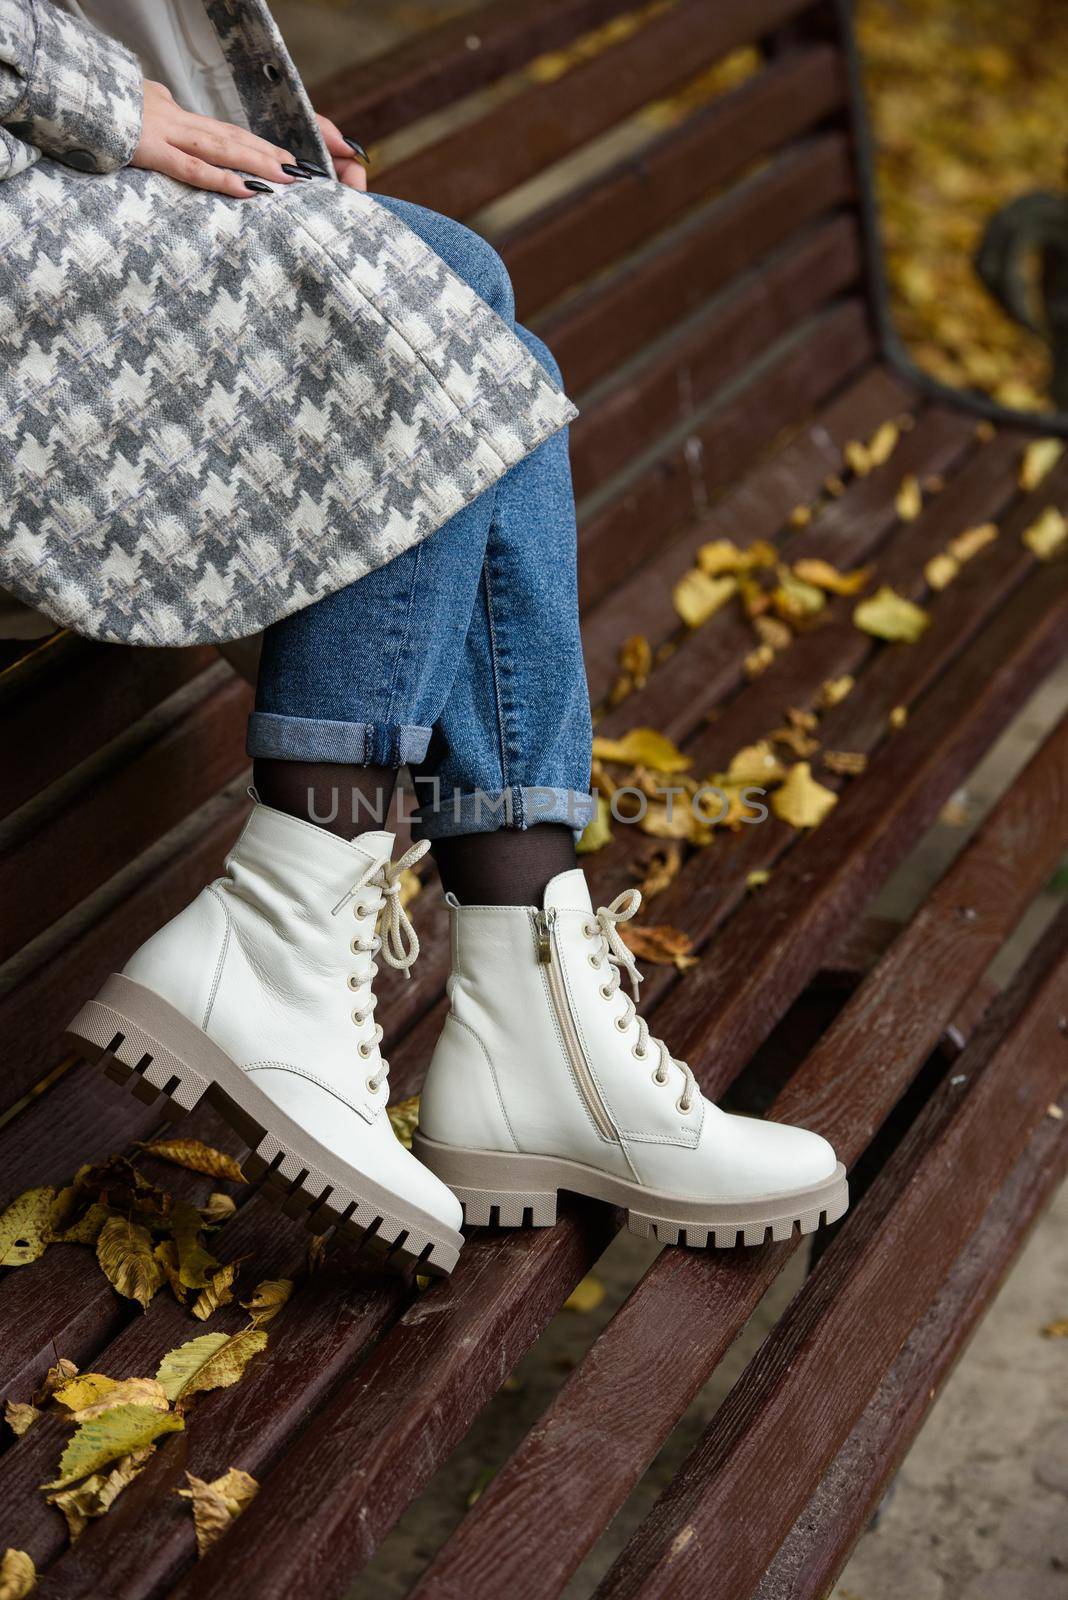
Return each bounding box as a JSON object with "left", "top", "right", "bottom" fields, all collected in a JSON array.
[
  {"left": 632, "top": 1044, "right": 648, "bottom": 1061},
  {"left": 347, "top": 975, "right": 361, "bottom": 990},
  {"left": 587, "top": 953, "right": 601, "bottom": 969},
  {"left": 583, "top": 922, "right": 597, "bottom": 939},
  {"left": 351, "top": 1007, "right": 365, "bottom": 1024},
  {"left": 599, "top": 983, "right": 613, "bottom": 999},
  {"left": 366, "top": 1077, "right": 380, "bottom": 1095},
  {"left": 652, "top": 1067, "right": 668, "bottom": 1086},
  {"left": 677, "top": 1096, "right": 693, "bottom": 1115},
  {"left": 358, "top": 1040, "right": 372, "bottom": 1058},
  {"left": 614, "top": 1014, "right": 629, "bottom": 1033}
]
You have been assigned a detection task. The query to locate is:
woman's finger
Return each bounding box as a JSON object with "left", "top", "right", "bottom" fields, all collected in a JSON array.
[
  {"left": 336, "top": 159, "right": 368, "bottom": 192},
  {"left": 315, "top": 114, "right": 350, "bottom": 159},
  {"left": 172, "top": 109, "right": 297, "bottom": 171},
  {"left": 153, "top": 144, "right": 269, "bottom": 198},
  {"left": 174, "top": 124, "right": 299, "bottom": 184}
]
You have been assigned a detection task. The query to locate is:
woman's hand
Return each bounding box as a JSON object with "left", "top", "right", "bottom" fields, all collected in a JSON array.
[
  {"left": 316, "top": 114, "right": 369, "bottom": 191},
  {"left": 131, "top": 80, "right": 303, "bottom": 197}
]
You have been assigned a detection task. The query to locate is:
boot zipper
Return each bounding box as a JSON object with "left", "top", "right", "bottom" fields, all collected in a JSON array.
[{"left": 535, "top": 909, "right": 618, "bottom": 1144}]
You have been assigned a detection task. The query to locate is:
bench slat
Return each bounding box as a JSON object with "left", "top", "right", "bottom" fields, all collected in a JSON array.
[
  {"left": 398, "top": 706, "right": 1068, "bottom": 1600},
  {"left": 596, "top": 897, "right": 1068, "bottom": 1600}
]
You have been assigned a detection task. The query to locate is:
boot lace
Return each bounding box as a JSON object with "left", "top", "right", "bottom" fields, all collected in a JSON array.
[
  {"left": 332, "top": 839, "right": 429, "bottom": 1093},
  {"left": 584, "top": 888, "right": 699, "bottom": 1115}
]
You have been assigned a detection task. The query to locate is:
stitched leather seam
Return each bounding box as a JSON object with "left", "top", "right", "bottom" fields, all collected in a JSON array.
[
  {"left": 447, "top": 1012, "right": 520, "bottom": 1152},
  {"left": 242, "top": 1063, "right": 376, "bottom": 1123}
]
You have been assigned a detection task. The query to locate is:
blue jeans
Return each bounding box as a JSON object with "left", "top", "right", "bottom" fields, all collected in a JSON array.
[{"left": 246, "top": 195, "right": 594, "bottom": 840}]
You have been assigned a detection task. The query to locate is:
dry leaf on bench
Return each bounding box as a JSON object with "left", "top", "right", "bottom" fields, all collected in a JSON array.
[
  {"left": 0, "top": 1187, "right": 55, "bottom": 1267},
  {"left": 46, "top": 1447, "right": 155, "bottom": 1542},
  {"left": 96, "top": 1217, "right": 166, "bottom": 1310},
  {"left": 45, "top": 1404, "right": 183, "bottom": 1489},
  {"left": 792, "top": 558, "right": 871, "bottom": 596},
  {"left": 889, "top": 706, "right": 909, "bottom": 730},
  {"left": 820, "top": 675, "right": 854, "bottom": 709},
  {"left": 746, "top": 869, "right": 771, "bottom": 892},
  {"left": 771, "top": 568, "right": 825, "bottom": 623},
  {"left": 772, "top": 764, "right": 838, "bottom": 829},
  {"left": 241, "top": 1278, "right": 293, "bottom": 1330},
  {"left": 672, "top": 570, "right": 737, "bottom": 628},
  {"left": 744, "top": 644, "right": 774, "bottom": 679},
  {"left": 722, "top": 740, "right": 785, "bottom": 789},
  {"left": 823, "top": 750, "right": 868, "bottom": 777},
  {"left": 947, "top": 522, "right": 998, "bottom": 563},
  {"left": 156, "top": 1329, "right": 267, "bottom": 1405},
  {"left": 854, "top": 586, "right": 930, "bottom": 643},
  {"left": 787, "top": 503, "right": 812, "bottom": 528},
  {"left": 193, "top": 1262, "right": 240, "bottom": 1323},
  {"left": 168, "top": 1202, "right": 222, "bottom": 1291},
  {"left": 0, "top": 1549, "right": 35, "bottom": 1600},
  {"left": 1022, "top": 506, "right": 1068, "bottom": 560},
  {"left": 637, "top": 843, "right": 683, "bottom": 900},
  {"left": 4, "top": 1402, "right": 40, "bottom": 1439},
  {"left": 618, "top": 923, "right": 696, "bottom": 972},
  {"left": 1019, "top": 438, "right": 1063, "bottom": 491},
  {"left": 924, "top": 553, "right": 959, "bottom": 591},
  {"left": 178, "top": 1468, "right": 259, "bottom": 1557},
  {"left": 200, "top": 1193, "right": 237, "bottom": 1226},
  {"left": 32, "top": 1360, "right": 78, "bottom": 1407},
  {"left": 60, "top": 1378, "right": 168, "bottom": 1423},
  {"left": 139, "top": 1140, "right": 246, "bottom": 1185},
  {"left": 592, "top": 728, "right": 690, "bottom": 774},
  {"left": 895, "top": 474, "right": 922, "bottom": 520}
]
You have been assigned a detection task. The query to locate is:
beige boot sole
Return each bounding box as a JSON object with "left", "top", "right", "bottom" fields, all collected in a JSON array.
[
  {"left": 412, "top": 1130, "right": 848, "bottom": 1248},
  {"left": 65, "top": 974, "right": 463, "bottom": 1276}
]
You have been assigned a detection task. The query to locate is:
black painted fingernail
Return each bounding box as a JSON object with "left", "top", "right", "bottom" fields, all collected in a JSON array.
[
  {"left": 280, "top": 163, "right": 311, "bottom": 179},
  {"left": 296, "top": 160, "right": 329, "bottom": 178},
  {"left": 244, "top": 179, "right": 272, "bottom": 193},
  {"left": 344, "top": 138, "right": 370, "bottom": 164}
]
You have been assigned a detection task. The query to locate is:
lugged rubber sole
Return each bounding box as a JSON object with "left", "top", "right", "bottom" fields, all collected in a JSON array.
[
  {"left": 65, "top": 974, "right": 463, "bottom": 1276},
  {"left": 412, "top": 1130, "right": 848, "bottom": 1248}
]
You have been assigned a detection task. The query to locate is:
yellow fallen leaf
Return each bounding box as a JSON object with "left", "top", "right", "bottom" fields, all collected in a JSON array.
[
  {"left": 564, "top": 1274, "right": 605, "bottom": 1314},
  {"left": 0, "top": 1188, "right": 55, "bottom": 1267},
  {"left": 139, "top": 1140, "right": 246, "bottom": 1184},
  {"left": 52, "top": 1375, "right": 120, "bottom": 1413},
  {"left": 241, "top": 1278, "right": 293, "bottom": 1330},
  {"left": 844, "top": 439, "right": 872, "bottom": 476},
  {"left": 154, "top": 1239, "right": 187, "bottom": 1304},
  {"left": 753, "top": 615, "right": 792, "bottom": 652},
  {"left": 46, "top": 1447, "right": 154, "bottom": 1543},
  {"left": 592, "top": 728, "right": 690, "bottom": 774},
  {"left": 1041, "top": 1317, "right": 1068, "bottom": 1339},
  {"left": 386, "top": 1096, "right": 420, "bottom": 1151},
  {"left": 178, "top": 1468, "right": 259, "bottom": 1558},
  {"left": 32, "top": 1360, "right": 79, "bottom": 1406},
  {"left": 4, "top": 1402, "right": 39, "bottom": 1438},
  {"left": 772, "top": 764, "right": 838, "bottom": 829},
  {"left": 866, "top": 419, "right": 901, "bottom": 467},
  {"left": 854, "top": 586, "right": 930, "bottom": 642},
  {"left": 638, "top": 799, "right": 711, "bottom": 846},
  {"left": 947, "top": 522, "right": 998, "bottom": 562},
  {"left": 823, "top": 750, "right": 868, "bottom": 777},
  {"left": 889, "top": 706, "right": 909, "bottom": 730},
  {"left": 746, "top": 870, "right": 771, "bottom": 892},
  {"left": 744, "top": 643, "right": 774, "bottom": 679},
  {"left": 576, "top": 794, "right": 613, "bottom": 855},
  {"left": 771, "top": 568, "right": 825, "bottom": 622},
  {"left": 895, "top": 474, "right": 922, "bottom": 520},
  {"left": 787, "top": 504, "right": 812, "bottom": 528},
  {"left": 200, "top": 1193, "right": 237, "bottom": 1226},
  {"left": 45, "top": 1404, "right": 183, "bottom": 1489},
  {"left": 192, "top": 1262, "right": 240, "bottom": 1322},
  {"left": 65, "top": 1379, "right": 169, "bottom": 1423},
  {"left": 157, "top": 1329, "right": 267, "bottom": 1405},
  {"left": 53, "top": 1202, "right": 109, "bottom": 1247},
  {"left": 1019, "top": 438, "right": 1063, "bottom": 491},
  {"left": 397, "top": 869, "right": 422, "bottom": 911},
  {"left": 695, "top": 537, "right": 746, "bottom": 575},
  {"left": 96, "top": 1217, "right": 166, "bottom": 1310},
  {"left": 792, "top": 558, "right": 871, "bottom": 595},
  {"left": 618, "top": 922, "right": 696, "bottom": 972},
  {"left": 924, "top": 553, "right": 959, "bottom": 591},
  {"left": 168, "top": 1201, "right": 221, "bottom": 1291},
  {"left": 636, "top": 843, "right": 682, "bottom": 900},
  {"left": 620, "top": 633, "right": 652, "bottom": 685},
  {"left": 672, "top": 569, "right": 737, "bottom": 628},
  {"left": 820, "top": 675, "right": 854, "bottom": 708},
  {"left": 1022, "top": 506, "right": 1068, "bottom": 560},
  {"left": 0, "top": 1549, "right": 35, "bottom": 1599},
  {"left": 722, "top": 740, "right": 786, "bottom": 788}
]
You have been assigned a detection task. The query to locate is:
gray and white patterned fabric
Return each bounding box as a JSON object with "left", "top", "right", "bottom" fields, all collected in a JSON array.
[{"left": 0, "top": 0, "right": 577, "bottom": 645}]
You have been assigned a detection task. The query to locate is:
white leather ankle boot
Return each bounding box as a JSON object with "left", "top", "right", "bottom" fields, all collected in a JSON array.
[
  {"left": 66, "top": 803, "right": 464, "bottom": 1274},
  {"left": 413, "top": 870, "right": 847, "bottom": 1247}
]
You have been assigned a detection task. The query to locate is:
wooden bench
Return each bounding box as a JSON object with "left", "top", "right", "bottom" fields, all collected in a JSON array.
[{"left": 2, "top": 1, "right": 1067, "bottom": 1595}]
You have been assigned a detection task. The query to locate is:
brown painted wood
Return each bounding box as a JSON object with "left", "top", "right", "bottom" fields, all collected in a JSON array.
[
  {"left": 504, "top": 44, "right": 847, "bottom": 319},
  {"left": 2, "top": 647, "right": 216, "bottom": 818},
  {"left": 403, "top": 709, "right": 1068, "bottom": 1600},
  {"left": 546, "top": 134, "right": 855, "bottom": 396},
  {"left": 313, "top": 0, "right": 644, "bottom": 143},
  {"left": 0, "top": 672, "right": 252, "bottom": 963},
  {"left": 378, "top": 0, "right": 815, "bottom": 217},
  {"left": 569, "top": 213, "right": 862, "bottom": 500},
  {"left": 754, "top": 1094, "right": 1068, "bottom": 1600},
  {"left": 597, "top": 900, "right": 1068, "bottom": 1600},
  {"left": 578, "top": 299, "right": 872, "bottom": 611}
]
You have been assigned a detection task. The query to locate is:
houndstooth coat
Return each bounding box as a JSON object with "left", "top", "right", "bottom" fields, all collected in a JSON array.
[{"left": 0, "top": 0, "right": 576, "bottom": 646}]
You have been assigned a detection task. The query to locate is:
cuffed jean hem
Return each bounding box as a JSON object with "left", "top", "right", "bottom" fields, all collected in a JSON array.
[
  {"left": 410, "top": 785, "right": 597, "bottom": 841},
  {"left": 246, "top": 712, "right": 433, "bottom": 767}
]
